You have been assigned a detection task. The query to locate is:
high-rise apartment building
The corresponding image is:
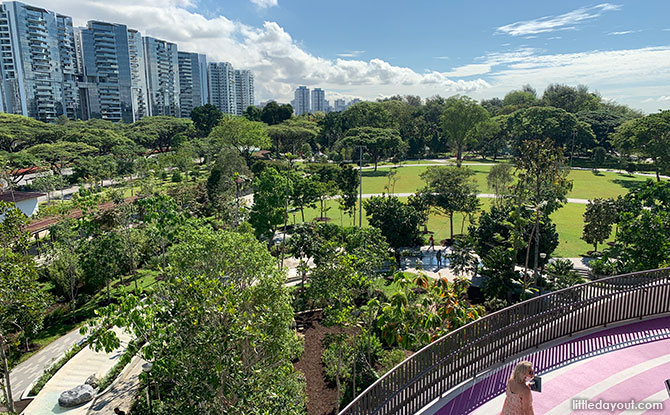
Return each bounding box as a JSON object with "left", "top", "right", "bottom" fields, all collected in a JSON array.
[
  {"left": 178, "top": 51, "right": 207, "bottom": 118},
  {"left": 208, "top": 62, "right": 235, "bottom": 114},
  {"left": 0, "top": 2, "right": 78, "bottom": 121},
  {"left": 333, "top": 99, "right": 347, "bottom": 112},
  {"left": 127, "top": 29, "right": 148, "bottom": 121},
  {"left": 311, "top": 88, "right": 325, "bottom": 113},
  {"left": 75, "top": 21, "right": 133, "bottom": 122},
  {"left": 234, "top": 69, "right": 253, "bottom": 116},
  {"left": 293, "top": 86, "right": 310, "bottom": 115},
  {"left": 143, "top": 36, "right": 179, "bottom": 117}
]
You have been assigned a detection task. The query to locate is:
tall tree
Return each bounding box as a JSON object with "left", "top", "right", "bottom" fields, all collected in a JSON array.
[
  {"left": 420, "top": 166, "right": 480, "bottom": 240},
  {"left": 244, "top": 105, "right": 262, "bottom": 122},
  {"left": 513, "top": 139, "right": 572, "bottom": 280},
  {"left": 364, "top": 195, "right": 428, "bottom": 249},
  {"left": 84, "top": 228, "right": 306, "bottom": 415},
  {"left": 190, "top": 104, "right": 223, "bottom": 137},
  {"left": 126, "top": 116, "right": 193, "bottom": 153},
  {"left": 209, "top": 116, "right": 271, "bottom": 165},
  {"left": 249, "top": 167, "right": 290, "bottom": 241},
  {"left": 611, "top": 110, "right": 670, "bottom": 181},
  {"left": 440, "top": 96, "right": 489, "bottom": 166},
  {"left": 542, "top": 84, "right": 601, "bottom": 113},
  {"left": 582, "top": 198, "right": 617, "bottom": 253},
  {"left": 339, "top": 127, "right": 405, "bottom": 171},
  {"left": 260, "top": 101, "right": 293, "bottom": 125},
  {"left": 487, "top": 163, "right": 514, "bottom": 206}
]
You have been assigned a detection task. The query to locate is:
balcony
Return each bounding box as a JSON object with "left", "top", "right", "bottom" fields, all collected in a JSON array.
[{"left": 341, "top": 268, "right": 670, "bottom": 415}]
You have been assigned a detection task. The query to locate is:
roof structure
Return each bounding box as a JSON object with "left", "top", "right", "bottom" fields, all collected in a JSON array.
[{"left": 0, "top": 191, "right": 45, "bottom": 203}]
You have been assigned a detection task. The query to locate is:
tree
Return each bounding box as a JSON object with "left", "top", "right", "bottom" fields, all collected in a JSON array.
[
  {"left": 487, "top": 163, "right": 514, "bottom": 206},
  {"left": 289, "top": 172, "right": 318, "bottom": 222},
  {"left": 502, "top": 88, "right": 539, "bottom": 108},
  {"left": 249, "top": 167, "right": 290, "bottom": 241},
  {"left": 364, "top": 195, "right": 427, "bottom": 249},
  {"left": 209, "top": 116, "right": 271, "bottom": 165},
  {"left": 582, "top": 198, "right": 617, "bottom": 253},
  {"left": 336, "top": 164, "right": 359, "bottom": 220},
  {"left": 244, "top": 105, "right": 262, "bottom": 122},
  {"left": 27, "top": 141, "right": 97, "bottom": 199},
  {"left": 506, "top": 106, "right": 596, "bottom": 154},
  {"left": 339, "top": 127, "right": 405, "bottom": 171},
  {"left": 600, "top": 180, "right": 670, "bottom": 272},
  {"left": 513, "top": 139, "right": 572, "bottom": 281},
  {"left": 61, "top": 128, "right": 132, "bottom": 155},
  {"left": 80, "top": 230, "right": 126, "bottom": 302},
  {"left": 190, "top": 104, "right": 223, "bottom": 137},
  {"left": 206, "top": 146, "right": 250, "bottom": 222},
  {"left": 611, "top": 110, "right": 670, "bottom": 181},
  {"left": 577, "top": 109, "right": 635, "bottom": 150},
  {"left": 267, "top": 119, "right": 319, "bottom": 156},
  {"left": 260, "top": 101, "right": 293, "bottom": 125},
  {"left": 0, "top": 113, "right": 52, "bottom": 152},
  {"left": 44, "top": 218, "right": 84, "bottom": 311},
  {"left": 420, "top": 166, "right": 480, "bottom": 241},
  {"left": 469, "top": 116, "right": 508, "bottom": 160},
  {"left": 126, "top": 116, "right": 193, "bottom": 153},
  {"left": 542, "top": 84, "right": 601, "bottom": 113},
  {"left": 0, "top": 150, "right": 39, "bottom": 189},
  {"left": 440, "top": 96, "right": 489, "bottom": 166},
  {"left": 137, "top": 195, "right": 185, "bottom": 270},
  {"left": 83, "top": 229, "right": 306, "bottom": 415},
  {"left": 0, "top": 202, "right": 50, "bottom": 415}
]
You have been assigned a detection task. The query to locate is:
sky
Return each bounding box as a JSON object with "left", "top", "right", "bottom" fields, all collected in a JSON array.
[{"left": 28, "top": 0, "right": 670, "bottom": 113}]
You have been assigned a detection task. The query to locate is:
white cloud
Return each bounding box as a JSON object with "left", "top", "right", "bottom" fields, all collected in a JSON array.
[
  {"left": 249, "top": 0, "right": 278, "bottom": 8},
  {"left": 443, "top": 63, "right": 492, "bottom": 77},
  {"left": 33, "top": 0, "right": 486, "bottom": 103},
  {"left": 608, "top": 30, "right": 639, "bottom": 35},
  {"left": 434, "top": 56, "right": 449, "bottom": 60},
  {"left": 496, "top": 3, "right": 622, "bottom": 36},
  {"left": 660, "top": 96, "right": 670, "bottom": 101},
  {"left": 336, "top": 50, "right": 365, "bottom": 58}
]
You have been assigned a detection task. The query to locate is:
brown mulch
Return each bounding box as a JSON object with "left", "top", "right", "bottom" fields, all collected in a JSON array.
[{"left": 294, "top": 310, "right": 339, "bottom": 415}]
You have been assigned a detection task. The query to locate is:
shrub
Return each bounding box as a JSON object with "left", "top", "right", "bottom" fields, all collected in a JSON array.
[{"left": 171, "top": 171, "right": 183, "bottom": 182}]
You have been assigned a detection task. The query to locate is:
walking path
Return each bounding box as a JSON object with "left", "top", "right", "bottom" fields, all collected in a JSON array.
[
  {"left": 357, "top": 192, "right": 591, "bottom": 204},
  {"left": 22, "top": 328, "right": 132, "bottom": 415},
  {"left": 9, "top": 328, "right": 87, "bottom": 400},
  {"left": 86, "top": 356, "right": 144, "bottom": 415}
]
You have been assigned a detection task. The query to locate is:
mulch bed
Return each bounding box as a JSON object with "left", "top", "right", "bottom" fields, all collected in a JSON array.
[
  {"left": 294, "top": 310, "right": 339, "bottom": 415},
  {"left": 0, "top": 400, "right": 32, "bottom": 413}
]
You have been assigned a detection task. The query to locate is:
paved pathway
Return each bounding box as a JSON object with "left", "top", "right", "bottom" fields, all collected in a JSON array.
[
  {"left": 22, "top": 329, "right": 132, "bottom": 415},
  {"left": 9, "top": 328, "right": 86, "bottom": 400},
  {"left": 86, "top": 356, "right": 144, "bottom": 415}
]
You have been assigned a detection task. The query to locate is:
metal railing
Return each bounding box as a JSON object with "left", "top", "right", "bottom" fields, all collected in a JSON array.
[{"left": 340, "top": 268, "right": 670, "bottom": 415}]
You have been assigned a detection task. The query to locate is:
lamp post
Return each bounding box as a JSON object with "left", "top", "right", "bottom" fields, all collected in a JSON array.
[{"left": 142, "top": 362, "right": 153, "bottom": 415}]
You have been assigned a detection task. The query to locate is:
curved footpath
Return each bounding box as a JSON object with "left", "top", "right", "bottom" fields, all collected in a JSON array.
[
  {"left": 9, "top": 328, "right": 87, "bottom": 400},
  {"left": 22, "top": 328, "right": 132, "bottom": 415}
]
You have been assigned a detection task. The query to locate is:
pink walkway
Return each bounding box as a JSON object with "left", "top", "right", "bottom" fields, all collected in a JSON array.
[{"left": 435, "top": 316, "right": 670, "bottom": 415}]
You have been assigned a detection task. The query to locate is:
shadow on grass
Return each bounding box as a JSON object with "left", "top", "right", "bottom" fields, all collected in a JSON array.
[
  {"left": 362, "top": 170, "right": 390, "bottom": 177},
  {"left": 613, "top": 178, "right": 644, "bottom": 191}
]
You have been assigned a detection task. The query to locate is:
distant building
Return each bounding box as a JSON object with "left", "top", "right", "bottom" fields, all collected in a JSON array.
[
  {"left": 178, "top": 52, "right": 207, "bottom": 118},
  {"left": 293, "top": 86, "right": 310, "bottom": 115},
  {"left": 0, "top": 2, "right": 79, "bottom": 121},
  {"left": 311, "top": 88, "right": 326, "bottom": 113},
  {"left": 234, "top": 69, "right": 254, "bottom": 116},
  {"left": 333, "top": 99, "right": 347, "bottom": 112},
  {"left": 76, "top": 21, "right": 134, "bottom": 122},
  {"left": 208, "top": 62, "right": 236, "bottom": 114},
  {"left": 127, "top": 29, "right": 149, "bottom": 121},
  {"left": 143, "top": 36, "right": 180, "bottom": 117},
  {"left": 349, "top": 98, "right": 362, "bottom": 106}
]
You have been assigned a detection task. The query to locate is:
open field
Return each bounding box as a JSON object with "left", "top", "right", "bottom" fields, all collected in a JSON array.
[
  {"left": 359, "top": 164, "right": 651, "bottom": 200},
  {"left": 296, "top": 196, "right": 602, "bottom": 258}
]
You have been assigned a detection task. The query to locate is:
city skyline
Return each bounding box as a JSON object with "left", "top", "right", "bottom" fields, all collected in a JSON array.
[
  {"left": 19, "top": 0, "right": 670, "bottom": 114},
  {"left": 0, "top": 1, "right": 255, "bottom": 122}
]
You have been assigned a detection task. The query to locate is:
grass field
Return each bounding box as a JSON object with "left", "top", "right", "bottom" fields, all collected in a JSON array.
[
  {"left": 359, "top": 164, "right": 651, "bottom": 200},
  {"left": 295, "top": 196, "right": 600, "bottom": 258}
]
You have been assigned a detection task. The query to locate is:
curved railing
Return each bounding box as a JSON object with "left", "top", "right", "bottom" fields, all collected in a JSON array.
[{"left": 340, "top": 268, "right": 670, "bottom": 415}]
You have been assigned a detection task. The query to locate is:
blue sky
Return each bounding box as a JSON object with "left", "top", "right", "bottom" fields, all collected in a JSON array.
[{"left": 35, "top": 0, "right": 670, "bottom": 112}]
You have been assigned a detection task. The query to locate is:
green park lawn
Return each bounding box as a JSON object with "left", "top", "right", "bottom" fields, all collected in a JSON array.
[
  {"left": 359, "top": 164, "right": 650, "bottom": 200},
  {"left": 297, "top": 196, "right": 606, "bottom": 259}
]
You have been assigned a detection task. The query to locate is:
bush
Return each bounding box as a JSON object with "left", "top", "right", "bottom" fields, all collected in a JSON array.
[
  {"left": 543, "top": 258, "right": 584, "bottom": 290},
  {"left": 171, "top": 171, "right": 183, "bottom": 182},
  {"left": 378, "top": 349, "right": 406, "bottom": 375}
]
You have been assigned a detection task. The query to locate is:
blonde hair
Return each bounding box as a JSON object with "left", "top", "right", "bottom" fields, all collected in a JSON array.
[{"left": 511, "top": 361, "right": 533, "bottom": 384}]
